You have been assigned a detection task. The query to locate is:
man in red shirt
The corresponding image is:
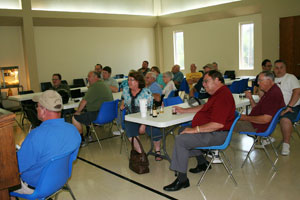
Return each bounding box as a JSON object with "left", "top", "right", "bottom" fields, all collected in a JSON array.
[
  {"left": 163, "top": 70, "right": 236, "bottom": 192},
  {"left": 234, "top": 71, "right": 285, "bottom": 134}
]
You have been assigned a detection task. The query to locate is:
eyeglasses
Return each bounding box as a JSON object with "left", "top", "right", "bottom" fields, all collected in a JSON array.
[{"left": 128, "top": 78, "right": 136, "bottom": 82}]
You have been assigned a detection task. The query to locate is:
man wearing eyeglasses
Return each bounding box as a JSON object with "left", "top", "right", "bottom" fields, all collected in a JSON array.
[
  {"left": 51, "top": 73, "right": 70, "bottom": 97},
  {"left": 274, "top": 60, "right": 300, "bottom": 156}
]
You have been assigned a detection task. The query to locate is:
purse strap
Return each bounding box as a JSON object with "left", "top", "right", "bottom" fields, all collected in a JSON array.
[{"left": 131, "top": 136, "right": 146, "bottom": 154}]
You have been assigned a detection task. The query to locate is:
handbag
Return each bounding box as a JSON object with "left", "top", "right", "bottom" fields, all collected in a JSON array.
[{"left": 129, "top": 136, "right": 150, "bottom": 174}]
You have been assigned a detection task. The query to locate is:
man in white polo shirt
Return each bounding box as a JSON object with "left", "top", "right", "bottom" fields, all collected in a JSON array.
[{"left": 274, "top": 60, "right": 300, "bottom": 155}]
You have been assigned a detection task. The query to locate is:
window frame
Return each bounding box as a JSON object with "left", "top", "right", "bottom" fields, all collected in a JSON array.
[
  {"left": 239, "top": 22, "right": 254, "bottom": 70},
  {"left": 173, "top": 31, "right": 185, "bottom": 70}
]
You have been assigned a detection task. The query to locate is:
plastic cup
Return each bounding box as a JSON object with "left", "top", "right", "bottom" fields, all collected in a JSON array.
[{"left": 139, "top": 99, "right": 147, "bottom": 118}]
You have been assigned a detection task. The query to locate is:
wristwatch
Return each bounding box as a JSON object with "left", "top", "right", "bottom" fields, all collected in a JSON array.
[{"left": 287, "top": 105, "right": 293, "bottom": 109}]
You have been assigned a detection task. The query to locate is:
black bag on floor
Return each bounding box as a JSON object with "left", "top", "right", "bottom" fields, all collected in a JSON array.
[{"left": 129, "top": 137, "right": 149, "bottom": 174}]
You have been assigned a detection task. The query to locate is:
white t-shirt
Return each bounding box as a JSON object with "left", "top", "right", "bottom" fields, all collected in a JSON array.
[
  {"left": 275, "top": 73, "right": 300, "bottom": 106},
  {"left": 163, "top": 80, "right": 176, "bottom": 98}
]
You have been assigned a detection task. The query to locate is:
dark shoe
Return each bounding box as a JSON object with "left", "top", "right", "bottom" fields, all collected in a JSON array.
[
  {"left": 163, "top": 178, "right": 190, "bottom": 192},
  {"left": 189, "top": 163, "right": 211, "bottom": 174},
  {"left": 80, "top": 140, "right": 88, "bottom": 148},
  {"left": 155, "top": 151, "right": 163, "bottom": 161}
]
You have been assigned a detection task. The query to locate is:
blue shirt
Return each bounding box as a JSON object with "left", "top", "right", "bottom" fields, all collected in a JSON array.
[
  {"left": 148, "top": 82, "right": 162, "bottom": 95},
  {"left": 121, "top": 86, "right": 153, "bottom": 114},
  {"left": 17, "top": 118, "right": 81, "bottom": 187}
]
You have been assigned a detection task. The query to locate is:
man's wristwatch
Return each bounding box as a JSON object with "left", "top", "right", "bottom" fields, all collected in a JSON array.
[{"left": 287, "top": 105, "right": 293, "bottom": 109}]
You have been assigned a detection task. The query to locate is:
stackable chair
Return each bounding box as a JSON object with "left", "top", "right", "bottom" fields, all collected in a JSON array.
[
  {"left": 179, "top": 78, "right": 190, "bottom": 95},
  {"left": 73, "top": 79, "right": 86, "bottom": 88},
  {"left": 194, "top": 112, "right": 241, "bottom": 186},
  {"left": 10, "top": 148, "right": 79, "bottom": 200},
  {"left": 119, "top": 109, "right": 129, "bottom": 157},
  {"left": 238, "top": 78, "right": 249, "bottom": 93},
  {"left": 240, "top": 107, "right": 285, "bottom": 171},
  {"left": 163, "top": 96, "right": 183, "bottom": 107},
  {"left": 40, "top": 82, "right": 52, "bottom": 92},
  {"left": 229, "top": 80, "right": 240, "bottom": 94},
  {"left": 89, "top": 99, "right": 119, "bottom": 150}
]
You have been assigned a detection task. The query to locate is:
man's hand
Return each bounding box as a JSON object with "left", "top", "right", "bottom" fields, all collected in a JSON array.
[
  {"left": 180, "top": 127, "right": 197, "bottom": 134},
  {"left": 173, "top": 106, "right": 185, "bottom": 114},
  {"left": 74, "top": 111, "right": 81, "bottom": 115},
  {"left": 245, "top": 90, "right": 253, "bottom": 100},
  {"left": 281, "top": 107, "right": 293, "bottom": 116}
]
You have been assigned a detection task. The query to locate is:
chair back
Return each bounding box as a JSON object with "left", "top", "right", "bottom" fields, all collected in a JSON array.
[
  {"left": 93, "top": 99, "right": 119, "bottom": 125},
  {"left": 224, "top": 70, "right": 236, "bottom": 80},
  {"left": 19, "top": 90, "right": 34, "bottom": 95},
  {"left": 167, "top": 90, "right": 175, "bottom": 98},
  {"left": 10, "top": 150, "right": 77, "bottom": 200},
  {"left": 197, "top": 111, "right": 241, "bottom": 150},
  {"left": 40, "top": 82, "right": 52, "bottom": 92},
  {"left": 238, "top": 78, "right": 249, "bottom": 93},
  {"left": 163, "top": 96, "right": 183, "bottom": 107},
  {"left": 73, "top": 79, "right": 86, "bottom": 87},
  {"left": 229, "top": 80, "right": 240, "bottom": 94},
  {"left": 179, "top": 78, "right": 189, "bottom": 94},
  {"left": 257, "top": 107, "right": 285, "bottom": 137}
]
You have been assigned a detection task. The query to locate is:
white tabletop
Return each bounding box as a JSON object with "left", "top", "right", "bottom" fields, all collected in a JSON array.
[
  {"left": 116, "top": 78, "right": 127, "bottom": 83},
  {"left": 125, "top": 94, "right": 259, "bottom": 128}
]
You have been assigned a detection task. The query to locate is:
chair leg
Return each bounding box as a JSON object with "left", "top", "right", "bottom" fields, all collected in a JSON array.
[
  {"left": 90, "top": 124, "right": 102, "bottom": 150},
  {"left": 65, "top": 183, "right": 76, "bottom": 200},
  {"left": 262, "top": 145, "right": 277, "bottom": 171},
  {"left": 267, "top": 136, "right": 278, "bottom": 157},
  {"left": 197, "top": 151, "right": 214, "bottom": 186},
  {"left": 241, "top": 137, "right": 257, "bottom": 168},
  {"left": 220, "top": 151, "right": 233, "bottom": 171},
  {"left": 120, "top": 131, "right": 129, "bottom": 158},
  {"left": 293, "top": 122, "right": 300, "bottom": 138},
  {"left": 219, "top": 151, "right": 237, "bottom": 186}
]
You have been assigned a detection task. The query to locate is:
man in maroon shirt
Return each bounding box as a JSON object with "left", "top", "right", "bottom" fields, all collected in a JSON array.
[
  {"left": 234, "top": 71, "right": 285, "bottom": 134},
  {"left": 163, "top": 70, "right": 236, "bottom": 192}
]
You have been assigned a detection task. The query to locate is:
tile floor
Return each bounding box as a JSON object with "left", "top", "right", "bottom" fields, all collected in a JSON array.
[{"left": 14, "top": 117, "right": 300, "bottom": 200}]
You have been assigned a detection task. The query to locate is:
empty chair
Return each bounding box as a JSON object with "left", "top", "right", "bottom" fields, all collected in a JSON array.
[
  {"left": 19, "top": 90, "right": 35, "bottom": 125},
  {"left": 89, "top": 99, "right": 119, "bottom": 150},
  {"left": 163, "top": 96, "right": 183, "bottom": 107},
  {"left": 119, "top": 109, "right": 129, "bottom": 157},
  {"left": 40, "top": 82, "right": 52, "bottom": 92},
  {"left": 239, "top": 107, "right": 285, "bottom": 171},
  {"left": 238, "top": 78, "right": 249, "bottom": 93},
  {"left": 229, "top": 80, "right": 240, "bottom": 94},
  {"left": 179, "top": 78, "right": 190, "bottom": 94},
  {"left": 23, "top": 102, "right": 42, "bottom": 129},
  {"left": 194, "top": 112, "right": 241, "bottom": 186},
  {"left": 73, "top": 78, "right": 85, "bottom": 87},
  {"left": 114, "top": 74, "right": 124, "bottom": 79},
  {"left": 10, "top": 149, "right": 79, "bottom": 200}
]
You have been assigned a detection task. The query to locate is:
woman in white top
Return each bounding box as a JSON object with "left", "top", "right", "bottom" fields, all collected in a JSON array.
[{"left": 162, "top": 71, "right": 177, "bottom": 98}]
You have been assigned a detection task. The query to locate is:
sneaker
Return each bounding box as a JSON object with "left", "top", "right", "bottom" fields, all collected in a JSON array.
[
  {"left": 80, "top": 140, "right": 88, "bottom": 148},
  {"left": 281, "top": 143, "right": 290, "bottom": 156},
  {"left": 87, "top": 135, "right": 93, "bottom": 142},
  {"left": 113, "top": 129, "right": 124, "bottom": 136},
  {"left": 207, "top": 151, "right": 222, "bottom": 164},
  {"left": 255, "top": 137, "right": 276, "bottom": 148}
]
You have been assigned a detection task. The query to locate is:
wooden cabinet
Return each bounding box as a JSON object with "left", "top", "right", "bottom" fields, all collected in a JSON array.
[{"left": 0, "top": 110, "right": 20, "bottom": 200}]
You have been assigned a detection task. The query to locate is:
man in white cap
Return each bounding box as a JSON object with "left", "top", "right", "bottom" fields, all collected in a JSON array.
[{"left": 12, "top": 90, "right": 81, "bottom": 195}]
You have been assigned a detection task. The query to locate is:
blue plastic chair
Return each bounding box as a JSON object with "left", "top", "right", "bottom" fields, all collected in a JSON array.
[
  {"left": 119, "top": 109, "right": 129, "bottom": 157},
  {"left": 10, "top": 149, "right": 79, "bottom": 200},
  {"left": 163, "top": 96, "right": 183, "bottom": 107},
  {"left": 90, "top": 99, "right": 119, "bottom": 150},
  {"left": 179, "top": 78, "right": 190, "bottom": 94},
  {"left": 292, "top": 110, "right": 300, "bottom": 138},
  {"left": 229, "top": 80, "right": 240, "bottom": 94},
  {"left": 239, "top": 107, "right": 285, "bottom": 171},
  {"left": 194, "top": 112, "right": 241, "bottom": 186},
  {"left": 238, "top": 78, "right": 249, "bottom": 93},
  {"left": 167, "top": 90, "right": 176, "bottom": 98}
]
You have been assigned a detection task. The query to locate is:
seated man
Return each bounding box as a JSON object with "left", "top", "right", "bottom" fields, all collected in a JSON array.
[
  {"left": 234, "top": 71, "right": 285, "bottom": 136},
  {"left": 138, "top": 60, "right": 150, "bottom": 76},
  {"left": 185, "top": 64, "right": 203, "bottom": 89},
  {"left": 102, "top": 66, "right": 119, "bottom": 93},
  {"left": 274, "top": 60, "right": 300, "bottom": 155},
  {"left": 163, "top": 70, "right": 236, "bottom": 192},
  {"left": 253, "top": 59, "right": 272, "bottom": 95},
  {"left": 50, "top": 73, "right": 70, "bottom": 97},
  {"left": 212, "top": 62, "right": 218, "bottom": 71},
  {"left": 94, "top": 64, "right": 103, "bottom": 78},
  {"left": 12, "top": 90, "right": 81, "bottom": 195},
  {"left": 172, "top": 64, "right": 184, "bottom": 89},
  {"left": 145, "top": 72, "right": 162, "bottom": 104},
  {"left": 72, "top": 71, "right": 113, "bottom": 145},
  {"left": 189, "top": 64, "right": 213, "bottom": 99}
]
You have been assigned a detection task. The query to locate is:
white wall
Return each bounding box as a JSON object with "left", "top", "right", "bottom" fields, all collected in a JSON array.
[
  {"left": 34, "top": 26, "right": 156, "bottom": 84},
  {"left": 0, "top": 26, "right": 27, "bottom": 94},
  {"left": 163, "top": 14, "right": 262, "bottom": 76}
]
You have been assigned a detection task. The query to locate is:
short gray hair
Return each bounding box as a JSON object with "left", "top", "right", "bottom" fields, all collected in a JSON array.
[
  {"left": 163, "top": 71, "right": 173, "bottom": 79},
  {"left": 146, "top": 72, "right": 157, "bottom": 80},
  {"left": 259, "top": 71, "right": 274, "bottom": 81}
]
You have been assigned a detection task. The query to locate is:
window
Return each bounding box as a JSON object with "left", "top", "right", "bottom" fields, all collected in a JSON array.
[
  {"left": 173, "top": 31, "right": 184, "bottom": 70},
  {"left": 239, "top": 22, "right": 254, "bottom": 70}
]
